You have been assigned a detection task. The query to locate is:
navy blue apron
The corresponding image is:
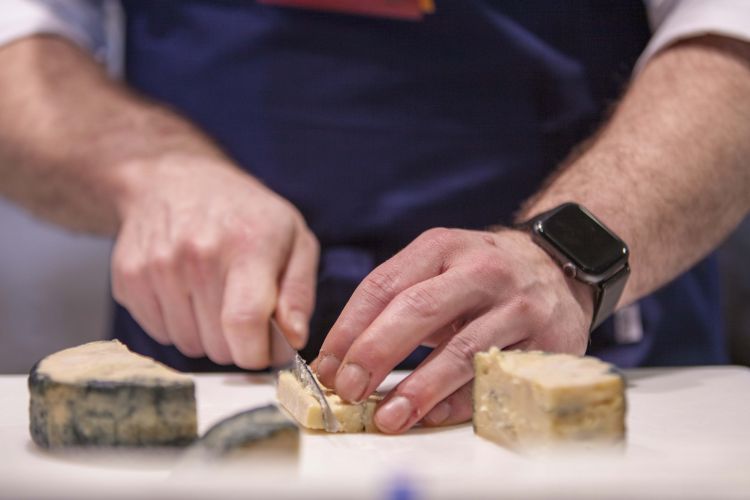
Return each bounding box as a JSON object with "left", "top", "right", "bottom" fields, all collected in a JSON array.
[{"left": 115, "top": 0, "right": 728, "bottom": 369}]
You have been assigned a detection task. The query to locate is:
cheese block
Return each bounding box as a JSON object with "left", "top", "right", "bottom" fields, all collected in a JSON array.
[
  {"left": 276, "top": 370, "right": 381, "bottom": 432},
  {"left": 473, "top": 348, "right": 625, "bottom": 451},
  {"left": 29, "top": 340, "right": 197, "bottom": 448},
  {"left": 194, "top": 405, "right": 299, "bottom": 457}
]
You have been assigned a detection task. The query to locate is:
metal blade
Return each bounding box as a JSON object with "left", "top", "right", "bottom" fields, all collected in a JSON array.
[
  {"left": 269, "top": 317, "right": 296, "bottom": 370},
  {"left": 291, "top": 353, "right": 341, "bottom": 433}
]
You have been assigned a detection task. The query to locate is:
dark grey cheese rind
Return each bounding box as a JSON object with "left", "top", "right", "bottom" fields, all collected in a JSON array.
[
  {"left": 195, "top": 404, "right": 299, "bottom": 457},
  {"left": 28, "top": 342, "right": 197, "bottom": 448}
]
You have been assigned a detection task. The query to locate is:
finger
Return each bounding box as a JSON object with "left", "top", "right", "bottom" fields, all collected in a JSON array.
[
  {"left": 275, "top": 227, "right": 319, "bottom": 350},
  {"left": 332, "top": 268, "right": 491, "bottom": 403},
  {"left": 112, "top": 243, "right": 171, "bottom": 345},
  {"left": 421, "top": 382, "right": 473, "bottom": 428},
  {"left": 221, "top": 255, "right": 277, "bottom": 370},
  {"left": 421, "top": 317, "right": 469, "bottom": 348},
  {"left": 373, "top": 310, "right": 524, "bottom": 433},
  {"left": 182, "top": 246, "right": 233, "bottom": 365},
  {"left": 112, "top": 263, "right": 170, "bottom": 345},
  {"left": 316, "top": 228, "right": 458, "bottom": 385},
  {"left": 122, "top": 287, "right": 171, "bottom": 346},
  {"left": 149, "top": 256, "right": 205, "bottom": 358}
]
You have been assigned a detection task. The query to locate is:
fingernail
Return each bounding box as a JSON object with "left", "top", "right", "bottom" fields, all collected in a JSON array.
[
  {"left": 316, "top": 354, "right": 341, "bottom": 384},
  {"left": 335, "top": 363, "right": 369, "bottom": 403},
  {"left": 375, "top": 396, "right": 413, "bottom": 433},
  {"left": 288, "top": 311, "right": 308, "bottom": 344},
  {"left": 423, "top": 401, "right": 451, "bottom": 426}
]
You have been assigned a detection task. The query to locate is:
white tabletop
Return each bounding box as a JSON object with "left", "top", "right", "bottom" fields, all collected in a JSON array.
[{"left": 2, "top": 367, "right": 750, "bottom": 499}]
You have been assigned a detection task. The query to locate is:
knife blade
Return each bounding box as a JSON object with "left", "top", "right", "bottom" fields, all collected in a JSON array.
[{"left": 269, "top": 318, "right": 341, "bottom": 433}]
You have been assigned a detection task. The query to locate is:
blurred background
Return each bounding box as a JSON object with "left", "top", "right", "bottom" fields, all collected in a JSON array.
[
  {"left": 1, "top": 197, "right": 749, "bottom": 373},
  {"left": 0, "top": 198, "right": 110, "bottom": 373}
]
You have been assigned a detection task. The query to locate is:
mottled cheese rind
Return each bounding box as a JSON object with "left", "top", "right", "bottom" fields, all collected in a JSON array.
[
  {"left": 276, "top": 371, "right": 381, "bottom": 433},
  {"left": 473, "top": 348, "right": 625, "bottom": 451},
  {"left": 195, "top": 405, "right": 299, "bottom": 457},
  {"left": 29, "top": 340, "right": 197, "bottom": 448}
]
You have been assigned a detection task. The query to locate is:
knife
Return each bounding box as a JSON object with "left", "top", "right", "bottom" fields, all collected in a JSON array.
[{"left": 269, "top": 318, "right": 341, "bottom": 432}]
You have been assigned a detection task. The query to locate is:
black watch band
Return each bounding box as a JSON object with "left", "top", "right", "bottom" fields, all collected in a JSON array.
[
  {"left": 590, "top": 263, "right": 630, "bottom": 331},
  {"left": 517, "top": 203, "right": 630, "bottom": 333}
]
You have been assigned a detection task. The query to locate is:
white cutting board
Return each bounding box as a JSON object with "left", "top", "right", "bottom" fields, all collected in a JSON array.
[{"left": 2, "top": 367, "right": 749, "bottom": 499}]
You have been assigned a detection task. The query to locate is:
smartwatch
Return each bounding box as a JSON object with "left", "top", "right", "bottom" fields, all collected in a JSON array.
[{"left": 519, "top": 203, "right": 630, "bottom": 332}]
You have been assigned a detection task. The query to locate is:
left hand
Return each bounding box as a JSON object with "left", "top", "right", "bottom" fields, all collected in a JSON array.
[{"left": 313, "top": 227, "right": 593, "bottom": 433}]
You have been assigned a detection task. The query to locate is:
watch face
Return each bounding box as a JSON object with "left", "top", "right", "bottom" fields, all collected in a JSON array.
[{"left": 539, "top": 204, "right": 627, "bottom": 277}]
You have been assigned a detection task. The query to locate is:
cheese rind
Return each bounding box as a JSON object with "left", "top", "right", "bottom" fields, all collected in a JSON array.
[
  {"left": 29, "top": 340, "right": 197, "bottom": 448},
  {"left": 195, "top": 405, "right": 299, "bottom": 457},
  {"left": 276, "top": 371, "right": 381, "bottom": 432},
  {"left": 473, "top": 348, "right": 625, "bottom": 451}
]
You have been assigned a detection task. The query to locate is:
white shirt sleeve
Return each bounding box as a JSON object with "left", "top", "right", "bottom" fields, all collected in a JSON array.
[
  {"left": 638, "top": 0, "right": 750, "bottom": 70},
  {"left": 0, "top": 0, "right": 122, "bottom": 74}
]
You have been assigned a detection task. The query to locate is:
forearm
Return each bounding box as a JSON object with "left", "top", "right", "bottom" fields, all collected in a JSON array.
[
  {"left": 0, "top": 35, "right": 232, "bottom": 234},
  {"left": 519, "top": 35, "right": 750, "bottom": 306}
]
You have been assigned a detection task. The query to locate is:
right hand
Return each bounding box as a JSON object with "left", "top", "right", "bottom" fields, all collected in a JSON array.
[{"left": 111, "top": 153, "right": 319, "bottom": 369}]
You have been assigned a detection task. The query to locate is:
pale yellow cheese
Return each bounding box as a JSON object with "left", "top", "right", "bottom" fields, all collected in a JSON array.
[
  {"left": 35, "top": 340, "right": 192, "bottom": 385},
  {"left": 276, "top": 371, "right": 381, "bottom": 433},
  {"left": 473, "top": 348, "right": 625, "bottom": 451}
]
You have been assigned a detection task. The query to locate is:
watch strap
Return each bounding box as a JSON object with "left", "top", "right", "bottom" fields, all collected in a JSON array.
[{"left": 590, "top": 263, "right": 630, "bottom": 332}]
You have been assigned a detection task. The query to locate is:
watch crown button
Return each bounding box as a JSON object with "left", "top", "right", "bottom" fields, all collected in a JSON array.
[{"left": 562, "top": 262, "right": 577, "bottom": 278}]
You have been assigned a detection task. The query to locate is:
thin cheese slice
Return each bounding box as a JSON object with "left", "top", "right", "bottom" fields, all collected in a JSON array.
[
  {"left": 473, "top": 348, "right": 626, "bottom": 451},
  {"left": 194, "top": 405, "right": 299, "bottom": 457},
  {"left": 29, "top": 340, "right": 197, "bottom": 448},
  {"left": 276, "top": 370, "right": 381, "bottom": 432}
]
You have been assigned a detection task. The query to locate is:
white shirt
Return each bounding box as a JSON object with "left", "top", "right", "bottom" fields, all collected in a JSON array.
[
  {"left": 0, "top": 0, "right": 123, "bottom": 74},
  {"left": 1, "top": 1, "right": 750, "bottom": 74}
]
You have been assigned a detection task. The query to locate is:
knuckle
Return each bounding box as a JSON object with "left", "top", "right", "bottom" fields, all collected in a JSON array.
[
  {"left": 471, "top": 254, "right": 508, "bottom": 281},
  {"left": 115, "top": 258, "right": 146, "bottom": 283},
  {"left": 305, "top": 229, "right": 321, "bottom": 255},
  {"left": 360, "top": 267, "right": 400, "bottom": 307},
  {"left": 398, "top": 286, "right": 441, "bottom": 319},
  {"left": 225, "top": 224, "right": 258, "bottom": 251},
  {"left": 180, "top": 238, "right": 219, "bottom": 264},
  {"left": 112, "top": 261, "right": 147, "bottom": 304},
  {"left": 180, "top": 242, "right": 219, "bottom": 286},
  {"left": 281, "top": 279, "right": 314, "bottom": 311},
  {"left": 149, "top": 249, "right": 177, "bottom": 275},
  {"left": 416, "top": 227, "right": 456, "bottom": 253},
  {"left": 421, "top": 227, "right": 452, "bottom": 244},
  {"left": 443, "top": 334, "right": 482, "bottom": 367},
  {"left": 512, "top": 296, "right": 532, "bottom": 317},
  {"left": 221, "top": 307, "right": 264, "bottom": 334}
]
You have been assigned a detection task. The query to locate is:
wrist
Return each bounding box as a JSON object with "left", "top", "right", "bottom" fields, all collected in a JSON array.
[
  {"left": 111, "top": 145, "right": 242, "bottom": 226},
  {"left": 515, "top": 203, "right": 630, "bottom": 332},
  {"left": 503, "top": 228, "right": 596, "bottom": 329}
]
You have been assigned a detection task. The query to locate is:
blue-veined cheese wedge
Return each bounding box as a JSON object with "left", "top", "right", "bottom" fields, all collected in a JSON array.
[
  {"left": 29, "top": 340, "right": 197, "bottom": 448},
  {"left": 473, "top": 348, "right": 626, "bottom": 451}
]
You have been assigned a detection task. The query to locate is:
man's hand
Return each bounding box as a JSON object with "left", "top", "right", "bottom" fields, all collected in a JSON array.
[
  {"left": 111, "top": 155, "right": 319, "bottom": 368},
  {"left": 314, "top": 35, "right": 750, "bottom": 434},
  {"left": 313, "top": 227, "right": 592, "bottom": 433},
  {"left": 0, "top": 36, "right": 319, "bottom": 369}
]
